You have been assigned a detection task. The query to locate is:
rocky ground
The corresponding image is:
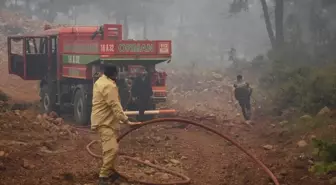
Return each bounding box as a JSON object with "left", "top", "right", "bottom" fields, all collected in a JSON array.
[
  {"left": 0, "top": 95, "right": 332, "bottom": 185},
  {"left": 0, "top": 8, "right": 335, "bottom": 185}
]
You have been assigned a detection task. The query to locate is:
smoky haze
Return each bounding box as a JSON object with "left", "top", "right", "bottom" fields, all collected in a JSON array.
[
  {"left": 51, "top": 0, "right": 270, "bottom": 66},
  {"left": 6, "top": 0, "right": 334, "bottom": 67}
]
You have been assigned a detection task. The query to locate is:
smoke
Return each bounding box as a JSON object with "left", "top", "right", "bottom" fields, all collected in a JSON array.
[{"left": 51, "top": 0, "right": 270, "bottom": 64}]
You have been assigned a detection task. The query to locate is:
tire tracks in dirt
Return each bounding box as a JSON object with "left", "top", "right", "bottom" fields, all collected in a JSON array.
[{"left": 164, "top": 127, "right": 237, "bottom": 185}]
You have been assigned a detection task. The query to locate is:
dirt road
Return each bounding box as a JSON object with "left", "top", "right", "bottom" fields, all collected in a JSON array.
[
  {"left": 0, "top": 62, "right": 328, "bottom": 185},
  {"left": 0, "top": 105, "right": 329, "bottom": 185},
  {"left": 0, "top": 70, "right": 329, "bottom": 185}
]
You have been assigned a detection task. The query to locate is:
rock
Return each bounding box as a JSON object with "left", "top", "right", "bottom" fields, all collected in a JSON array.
[
  {"left": 310, "top": 135, "right": 316, "bottom": 140},
  {"left": 263, "top": 145, "right": 273, "bottom": 150},
  {"left": 161, "top": 173, "right": 170, "bottom": 180},
  {"left": 181, "top": 156, "right": 188, "bottom": 160},
  {"left": 0, "top": 151, "right": 5, "bottom": 157},
  {"left": 144, "top": 168, "right": 156, "bottom": 175},
  {"left": 156, "top": 172, "right": 170, "bottom": 180},
  {"left": 42, "top": 140, "right": 57, "bottom": 151},
  {"left": 0, "top": 162, "right": 5, "bottom": 171},
  {"left": 133, "top": 172, "right": 145, "bottom": 180},
  {"left": 299, "top": 153, "right": 306, "bottom": 160},
  {"left": 14, "top": 110, "right": 20, "bottom": 116},
  {"left": 153, "top": 136, "right": 162, "bottom": 142},
  {"left": 55, "top": 118, "right": 64, "bottom": 125},
  {"left": 308, "top": 160, "right": 314, "bottom": 165},
  {"left": 170, "top": 159, "right": 180, "bottom": 165},
  {"left": 279, "top": 169, "right": 288, "bottom": 176},
  {"left": 22, "top": 159, "right": 35, "bottom": 169},
  {"left": 330, "top": 176, "right": 336, "bottom": 184},
  {"left": 39, "top": 146, "right": 56, "bottom": 154},
  {"left": 300, "top": 115, "right": 312, "bottom": 121},
  {"left": 59, "top": 131, "right": 67, "bottom": 136},
  {"left": 212, "top": 72, "right": 223, "bottom": 80},
  {"left": 49, "top": 111, "right": 58, "bottom": 118},
  {"left": 279, "top": 120, "right": 288, "bottom": 126},
  {"left": 297, "top": 140, "right": 308, "bottom": 148},
  {"left": 36, "top": 114, "right": 43, "bottom": 121},
  {"left": 317, "top": 106, "right": 331, "bottom": 116},
  {"left": 42, "top": 113, "right": 49, "bottom": 119}
]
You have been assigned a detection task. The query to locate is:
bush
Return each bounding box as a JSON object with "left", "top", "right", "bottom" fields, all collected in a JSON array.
[
  {"left": 258, "top": 59, "right": 336, "bottom": 114},
  {"left": 0, "top": 90, "right": 9, "bottom": 102},
  {"left": 310, "top": 138, "right": 336, "bottom": 175}
]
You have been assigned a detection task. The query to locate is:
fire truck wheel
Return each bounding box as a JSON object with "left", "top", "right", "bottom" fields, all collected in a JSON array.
[
  {"left": 40, "top": 85, "right": 57, "bottom": 113},
  {"left": 74, "top": 89, "right": 90, "bottom": 125}
]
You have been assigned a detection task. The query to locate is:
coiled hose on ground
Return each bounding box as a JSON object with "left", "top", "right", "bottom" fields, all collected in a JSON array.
[{"left": 86, "top": 118, "right": 280, "bottom": 185}]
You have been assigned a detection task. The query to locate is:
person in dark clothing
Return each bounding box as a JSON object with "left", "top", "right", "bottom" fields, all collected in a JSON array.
[
  {"left": 131, "top": 69, "right": 153, "bottom": 121},
  {"left": 232, "top": 75, "right": 252, "bottom": 123},
  {"left": 116, "top": 78, "right": 130, "bottom": 109}
]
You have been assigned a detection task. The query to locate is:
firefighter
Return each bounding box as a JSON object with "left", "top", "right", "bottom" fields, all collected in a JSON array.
[
  {"left": 91, "top": 65, "right": 139, "bottom": 185},
  {"left": 232, "top": 74, "right": 253, "bottom": 124},
  {"left": 131, "top": 66, "right": 153, "bottom": 121}
]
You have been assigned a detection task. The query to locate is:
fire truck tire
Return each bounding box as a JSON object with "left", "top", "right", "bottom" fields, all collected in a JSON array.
[
  {"left": 40, "top": 85, "right": 57, "bottom": 114},
  {"left": 73, "top": 89, "right": 90, "bottom": 125}
]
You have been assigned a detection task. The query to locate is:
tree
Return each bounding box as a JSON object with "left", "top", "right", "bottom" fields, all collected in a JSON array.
[
  {"left": 229, "top": 0, "right": 284, "bottom": 50},
  {"left": 275, "top": 0, "right": 284, "bottom": 48},
  {"left": 260, "top": 0, "right": 276, "bottom": 49}
]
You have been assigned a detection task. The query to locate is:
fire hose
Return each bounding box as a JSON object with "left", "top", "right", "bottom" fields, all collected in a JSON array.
[{"left": 86, "top": 118, "right": 280, "bottom": 185}]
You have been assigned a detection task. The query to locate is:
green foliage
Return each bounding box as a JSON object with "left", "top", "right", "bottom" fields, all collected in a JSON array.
[
  {"left": 310, "top": 139, "right": 336, "bottom": 175},
  {"left": 258, "top": 47, "right": 336, "bottom": 114}
]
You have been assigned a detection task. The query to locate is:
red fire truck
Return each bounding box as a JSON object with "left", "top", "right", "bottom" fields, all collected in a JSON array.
[{"left": 7, "top": 24, "right": 175, "bottom": 125}]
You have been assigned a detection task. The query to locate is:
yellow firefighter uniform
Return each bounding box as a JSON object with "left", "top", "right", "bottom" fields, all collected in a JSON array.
[{"left": 91, "top": 74, "right": 128, "bottom": 178}]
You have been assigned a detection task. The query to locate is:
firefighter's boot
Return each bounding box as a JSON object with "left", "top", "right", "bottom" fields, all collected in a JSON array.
[
  {"left": 110, "top": 173, "right": 120, "bottom": 183},
  {"left": 98, "top": 177, "right": 109, "bottom": 185}
]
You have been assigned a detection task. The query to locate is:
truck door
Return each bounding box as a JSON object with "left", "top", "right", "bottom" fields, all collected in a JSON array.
[
  {"left": 8, "top": 37, "right": 25, "bottom": 79},
  {"left": 8, "top": 36, "right": 49, "bottom": 80}
]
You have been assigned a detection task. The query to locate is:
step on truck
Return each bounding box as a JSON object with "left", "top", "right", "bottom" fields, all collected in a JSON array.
[{"left": 7, "top": 24, "right": 175, "bottom": 125}]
